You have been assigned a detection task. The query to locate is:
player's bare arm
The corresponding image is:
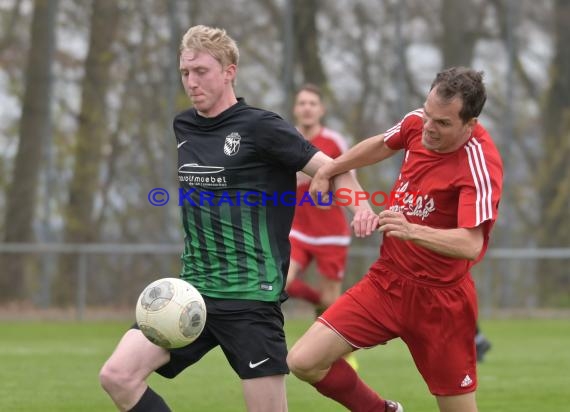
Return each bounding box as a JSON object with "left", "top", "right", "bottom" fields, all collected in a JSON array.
[
  {"left": 303, "top": 151, "right": 379, "bottom": 238},
  {"left": 309, "top": 133, "right": 397, "bottom": 199},
  {"left": 377, "top": 210, "right": 484, "bottom": 260},
  {"left": 331, "top": 172, "right": 379, "bottom": 238},
  {"left": 307, "top": 134, "right": 397, "bottom": 237},
  {"left": 301, "top": 151, "right": 356, "bottom": 206},
  {"left": 301, "top": 151, "right": 338, "bottom": 206},
  {"left": 295, "top": 171, "right": 312, "bottom": 186},
  {"left": 301, "top": 150, "right": 332, "bottom": 176}
]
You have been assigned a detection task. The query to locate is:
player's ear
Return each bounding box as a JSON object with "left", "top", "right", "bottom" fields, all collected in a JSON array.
[
  {"left": 319, "top": 100, "right": 326, "bottom": 118},
  {"left": 465, "top": 117, "right": 477, "bottom": 131},
  {"left": 224, "top": 64, "right": 237, "bottom": 84}
]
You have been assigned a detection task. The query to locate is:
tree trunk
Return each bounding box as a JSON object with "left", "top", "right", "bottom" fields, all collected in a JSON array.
[
  {"left": 0, "top": 0, "right": 58, "bottom": 302},
  {"left": 536, "top": 0, "right": 570, "bottom": 306},
  {"left": 440, "top": 0, "right": 479, "bottom": 67},
  {"left": 292, "top": 0, "right": 328, "bottom": 90},
  {"left": 56, "top": 0, "right": 121, "bottom": 305}
]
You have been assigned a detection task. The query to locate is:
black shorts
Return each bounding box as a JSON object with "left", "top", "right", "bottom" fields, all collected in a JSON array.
[{"left": 133, "top": 297, "right": 289, "bottom": 379}]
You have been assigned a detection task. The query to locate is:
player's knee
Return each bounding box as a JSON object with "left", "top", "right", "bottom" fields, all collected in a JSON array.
[
  {"left": 99, "top": 362, "right": 118, "bottom": 393},
  {"left": 286, "top": 347, "right": 317, "bottom": 381},
  {"left": 99, "top": 361, "right": 136, "bottom": 394},
  {"left": 319, "top": 281, "right": 342, "bottom": 308},
  {"left": 319, "top": 294, "right": 337, "bottom": 308}
]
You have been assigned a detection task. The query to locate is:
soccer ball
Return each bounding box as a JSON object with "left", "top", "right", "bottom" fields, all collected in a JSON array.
[{"left": 136, "top": 277, "right": 207, "bottom": 349}]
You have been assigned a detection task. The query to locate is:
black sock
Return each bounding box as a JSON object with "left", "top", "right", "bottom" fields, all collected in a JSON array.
[{"left": 129, "top": 386, "right": 171, "bottom": 412}]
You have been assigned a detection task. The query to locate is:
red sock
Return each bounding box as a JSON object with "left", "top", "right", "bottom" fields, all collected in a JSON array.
[
  {"left": 286, "top": 278, "right": 321, "bottom": 305},
  {"left": 313, "top": 358, "right": 385, "bottom": 412}
]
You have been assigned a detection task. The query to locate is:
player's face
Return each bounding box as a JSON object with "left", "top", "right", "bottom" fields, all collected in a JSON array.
[
  {"left": 179, "top": 49, "right": 235, "bottom": 117},
  {"left": 293, "top": 90, "right": 325, "bottom": 130},
  {"left": 422, "top": 87, "right": 476, "bottom": 153}
]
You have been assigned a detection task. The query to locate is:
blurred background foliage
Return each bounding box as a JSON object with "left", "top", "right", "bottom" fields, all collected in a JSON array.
[{"left": 0, "top": 0, "right": 568, "bottom": 310}]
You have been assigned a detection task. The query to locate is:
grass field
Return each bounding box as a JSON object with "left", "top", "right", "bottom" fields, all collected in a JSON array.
[{"left": 1, "top": 318, "right": 568, "bottom": 411}]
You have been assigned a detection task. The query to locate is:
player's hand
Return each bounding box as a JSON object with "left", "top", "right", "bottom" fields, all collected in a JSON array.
[
  {"left": 309, "top": 171, "right": 332, "bottom": 210},
  {"left": 377, "top": 210, "right": 414, "bottom": 240},
  {"left": 351, "top": 209, "right": 380, "bottom": 238}
]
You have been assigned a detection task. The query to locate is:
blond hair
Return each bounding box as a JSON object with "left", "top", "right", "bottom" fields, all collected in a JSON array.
[{"left": 180, "top": 25, "right": 239, "bottom": 69}]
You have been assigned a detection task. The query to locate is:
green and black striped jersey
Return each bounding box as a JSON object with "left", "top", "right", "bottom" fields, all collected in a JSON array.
[{"left": 174, "top": 98, "right": 318, "bottom": 302}]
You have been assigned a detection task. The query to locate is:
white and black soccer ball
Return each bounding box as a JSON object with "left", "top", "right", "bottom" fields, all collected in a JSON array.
[{"left": 135, "top": 277, "right": 207, "bottom": 349}]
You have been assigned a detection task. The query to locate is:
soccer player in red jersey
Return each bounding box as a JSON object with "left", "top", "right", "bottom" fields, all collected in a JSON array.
[
  {"left": 287, "top": 67, "right": 503, "bottom": 412},
  {"left": 286, "top": 84, "right": 351, "bottom": 313},
  {"left": 286, "top": 84, "right": 359, "bottom": 370}
]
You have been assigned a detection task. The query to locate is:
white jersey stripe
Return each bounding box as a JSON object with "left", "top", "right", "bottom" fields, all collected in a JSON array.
[
  {"left": 474, "top": 140, "right": 493, "bottom": 221},
  {"left": 466, "top": 138, "right": 493, "bottom": 225},
  {"left": 385, "top": 123, "right": 401, "bottom": 135},
  {"left": 465, "top": 145, "right": 482, "bottom": 224},
  {"left": 470, "top": 141, "right": 488, "bottom": 222},
  {"left": 470, "top": 141, "right": 487, "bottom": 221},
  {"left": 384, "top": 109, "right": 423, "bottom": 141},
  {"left": 289, "top": 229, "right": 351, "bottom": 246},
  {"left": 384, "top": 124, "right": 401, "bottom": 141}
]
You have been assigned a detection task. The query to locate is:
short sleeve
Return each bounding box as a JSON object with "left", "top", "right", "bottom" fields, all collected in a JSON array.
[
  {"left": 458, "top": 139, "right": 503, "bottom": 236},
  {"left": 254, "top": 111, "right": 318, "bottom": 171},
  {"left": 383, "top": 109, "right": 424, "bottom": 151},
  {"left": 319, "top": 128, "right": 348, "bottom": 159}
]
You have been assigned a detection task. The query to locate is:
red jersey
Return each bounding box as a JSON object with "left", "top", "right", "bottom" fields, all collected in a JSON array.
[
  {"left": 376, "top": 109, "right": 503, "bottom": 285},
  {"left": 290, "top": 127, "right": 351, "bottom": 245}
]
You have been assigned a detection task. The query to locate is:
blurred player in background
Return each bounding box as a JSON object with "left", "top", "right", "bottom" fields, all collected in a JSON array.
[
  {"left": 285, "top": 84, "right": 358, "bottom": 369},
  {"left": 475, "top": 325, "right": 491, "bottom": 362},
  {"left": 287, "top": 84, "right": 350, "bottom": 311},
  {"left": 287, "top": 67, "right": 503, "bottom": 412}
]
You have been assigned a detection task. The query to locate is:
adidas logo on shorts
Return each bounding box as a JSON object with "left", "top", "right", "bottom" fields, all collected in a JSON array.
[{"left": 460, "top": 374, "right": 473, "bottom": 388}]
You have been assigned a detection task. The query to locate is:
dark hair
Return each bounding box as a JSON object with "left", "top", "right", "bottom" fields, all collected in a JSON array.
[
  {"left": 295, "top": 83, "right": 323, "bottom": 101},
  {"left": 430, "top": 67, "right": 486, "bottom": 123}
]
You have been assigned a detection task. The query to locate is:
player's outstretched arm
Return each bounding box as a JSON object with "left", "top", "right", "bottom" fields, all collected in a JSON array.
[
  {"left": 308, "top": 133, "right": 397, "bottom": 200},
  {"left": 301, "top": 151, "right": 379, "bottom": 237},
  {"left": 300, "top": 151, "right": 337, "bottom": 207}
]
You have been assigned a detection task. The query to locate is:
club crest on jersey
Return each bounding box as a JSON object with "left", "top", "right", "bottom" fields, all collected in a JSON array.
[{"left": 224, "top": 132, "right": 241, "bottom": 156}]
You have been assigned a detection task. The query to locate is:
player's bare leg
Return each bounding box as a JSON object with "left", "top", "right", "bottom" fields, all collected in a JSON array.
[
  {"left": 242, "top": 375, "right": 287, "bottom": 412},
  {"left": 288, "top": 322, "right": 393, "bottom": 410},
  {"left": 436, "top": 392, "right": 477, "bottom": 412},
  {"left": 286, "top": 260, "right": 322, "bottom": 305},
  {"left": 99, "top": 329, "right": 170, "bottom": 411},
  {"left": 285, "top": 260, "right": 302, "bottom": 289},
  {"left": 316, "top": 276, "right": 359, "bottom": 369},
  {"left": 317, "top": 276, "right": 342, "bottom": 310},
  {"left": 288, "top": 321, "right": 352, "bottom": 382}
]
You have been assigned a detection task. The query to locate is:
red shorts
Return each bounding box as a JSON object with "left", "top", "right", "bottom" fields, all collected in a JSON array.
[
  {"left": 289, "top": 237, "right": 348, "bottom": 281},
  {"left": 319, "top": 265, "right": 478, "bottom": 396}
]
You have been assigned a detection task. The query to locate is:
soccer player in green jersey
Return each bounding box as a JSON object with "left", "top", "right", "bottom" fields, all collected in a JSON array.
[{"left": 99, "top": 25, "right": 372, "bottom": 412}]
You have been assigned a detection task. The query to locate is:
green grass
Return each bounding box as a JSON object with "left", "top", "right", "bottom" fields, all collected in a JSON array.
[{"left": 0, "top": 318, "right": 568, "bottom": 411}]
